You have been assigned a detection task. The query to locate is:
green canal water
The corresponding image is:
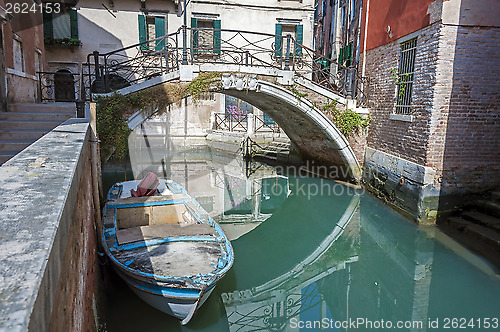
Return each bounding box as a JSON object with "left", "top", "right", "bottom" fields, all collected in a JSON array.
[{"left": 99, "top": 150, "right": 500, "bottom": 332}]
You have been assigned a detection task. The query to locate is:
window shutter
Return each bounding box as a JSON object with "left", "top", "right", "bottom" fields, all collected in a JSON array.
[
  {"left": 275, "top": 23, "right": 282, "bottom": 57},
  {"left": 70, "top": 9, "right": 78, "bottom": 39},
  {"left": 213, "top": 19, "right": 221, "bottom": 54},
  {"left": 338, "top": 47, "right": 344, "bottom": 70},
  {"left": 295, "top": 24, "right": 303, "bottom": 56},
  {"left": 43, "top": 12, "right": 53, "bottom": 39},
  {"left": 191, "top": 17, "right": 198, "bottom": 53},
  {"left": 138, "top": 15, "right": 147, "bottom": 51},
  {"left": 155, "top": 17, "right": 165, "bottom": 51},
  {"left": 346, "top": 43, "right": 352, "bottom": 66}
]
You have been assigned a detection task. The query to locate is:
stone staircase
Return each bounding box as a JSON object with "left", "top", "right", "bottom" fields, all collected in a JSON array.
[
  {"left": 440, "top": 191, "right": 500, "bottom": 268},
  {"left": 0, "top": 103, "right": 75, "bottom": 165},
  {"left": 252, "top": 139, "right": 291, "bottom": 163}
]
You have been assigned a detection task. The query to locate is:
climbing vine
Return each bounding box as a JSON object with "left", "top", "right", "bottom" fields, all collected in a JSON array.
[
  {"left": 390, "top": 67, "right": 411, "bottom": 100},
  {"left": 321, "top": 100, "right": 370, "bottom": 136},
  {"left": 95, "top": 72, "right": 222, "bottom": 161}
]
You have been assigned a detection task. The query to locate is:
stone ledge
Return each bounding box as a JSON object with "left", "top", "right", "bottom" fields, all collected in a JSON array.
[{"left": 0, "top": 119, "right": 90, "bottom": 331}]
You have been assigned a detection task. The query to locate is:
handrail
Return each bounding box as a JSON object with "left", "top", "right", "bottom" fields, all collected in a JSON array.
[{"left": 82, "top": 27, "right": 368, "bottom": 105}]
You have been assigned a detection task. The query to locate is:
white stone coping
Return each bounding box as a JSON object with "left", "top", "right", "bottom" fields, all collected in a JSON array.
[
  {"left": 0, "top": 119, "right": 90, "bottom": 331},
  {"left": 6, "top": 68, "right": 38, "bottom": 81},
  {"left": 389, "top": 113, "right": 413, "bottom": 122}
]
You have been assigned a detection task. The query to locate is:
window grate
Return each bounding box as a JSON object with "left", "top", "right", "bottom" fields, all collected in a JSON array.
[{"left": 395, "top": 37, "right": 417, "bottom": 114}]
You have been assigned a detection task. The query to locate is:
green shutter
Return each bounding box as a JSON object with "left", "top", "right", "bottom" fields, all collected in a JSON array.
[
  {"left": 213, "top": 19, "right": 221, "bottom": 54},
  {"left": 346, "top": 43, "right": 353, "bottom": 66},
  {"left": 42, "top": 12, "right": 53, "bottom": 40},
  {"left": 275, "top": 23, "right": 282, "bottom": 57},
  {"left": 295, "top": 24, "right": 303, "bottom": 56},
  {"left": 70, "top": 9, "right": 78, "bottom": 39},
  {"left": 191, "top": 17, "right": 198, "bottom": 53},
  {"left": 138, "top": 15, "right": 147, "bottom": 51},
  {"left": 338, "top": 47, "right": 344, "bottom": 70},
  {"left": 155, "top": 17, "right": 165, "bottom": 51}
]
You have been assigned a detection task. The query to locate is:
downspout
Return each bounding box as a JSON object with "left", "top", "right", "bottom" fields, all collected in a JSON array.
[{"left": 361, "top": 0, "right": 370, "bottom": 79}]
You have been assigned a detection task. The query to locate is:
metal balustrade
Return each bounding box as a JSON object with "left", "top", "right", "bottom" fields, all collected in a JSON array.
[{"left": 81, "top": 27, "right": 369, "bottom": 105}]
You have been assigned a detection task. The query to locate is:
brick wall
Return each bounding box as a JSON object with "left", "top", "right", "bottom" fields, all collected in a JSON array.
[
  {"left": 432, "top": 25, "right": 500, "bottom": 195},
  {"left": 364, "top": 22, "right": 441, "bottom": 166},
  {"left": 48, "top": 146, "right": 100, "bottom": 332}
]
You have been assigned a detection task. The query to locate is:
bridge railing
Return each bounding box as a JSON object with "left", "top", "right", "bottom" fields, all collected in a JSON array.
[
  {"left": 214, "top": 113, "right": 281, "bottom": 134},
  {"left": 82, "top": 27, "right": 368, "bottom": 105}
]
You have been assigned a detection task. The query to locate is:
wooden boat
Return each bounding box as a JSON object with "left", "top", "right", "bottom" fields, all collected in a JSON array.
[{"left": 101, "top": 177, "right": 234, "bottom": 325}]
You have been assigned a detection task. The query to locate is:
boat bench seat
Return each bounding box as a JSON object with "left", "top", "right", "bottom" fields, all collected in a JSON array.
[{"left": 116, "top": 223, "right": 217, "bottom": 245}]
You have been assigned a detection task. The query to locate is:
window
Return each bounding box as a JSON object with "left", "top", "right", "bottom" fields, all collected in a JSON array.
[
  {"left": 35, "top": 49, "right": 42, "bottom": 74},
  {"left": 395, "top": 37, "right": 417, "bottom": 114},
  {"left": 43, "top": 8, "right": 79, "bottom": 44},
  {"left": 138, "top": 15, "right": 166, "bottom": 51},
  {"left": 275, "top": 22, "right": 303, "bottom": 57},
  {"left": 12, "top": 36, "right": 24, "bottom": 72},
  {"left": 191, "top": 17, "right": 221, "bottom": 55}
]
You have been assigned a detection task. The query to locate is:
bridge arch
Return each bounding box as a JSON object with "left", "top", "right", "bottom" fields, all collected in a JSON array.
[
  {"left": 103, "top": 67, "right": 362, "bottom": 181},
  {"left": 221, "top": 78, "right": 360, "bottom": 181}
]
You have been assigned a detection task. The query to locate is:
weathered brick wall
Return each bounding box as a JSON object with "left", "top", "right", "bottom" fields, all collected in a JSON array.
[
  {"left": 45, "top": 144, "right": 100, "bottom": 332},
  {"left": 292, "top": 83, "right": 369, "bottom": 166},
  {"left": 431, "top": 25, "right": 500, "bottom": 195},
  {"left": 364, "top": 22, "right": 441, "bottom": 166}
]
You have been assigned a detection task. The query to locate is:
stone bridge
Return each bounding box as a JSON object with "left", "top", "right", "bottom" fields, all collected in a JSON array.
[
  {"left": 105, "top": 64, "right": 365, "bottom": 181},
  {"left": 86, "top": 28, "right": 369, "bottom": 181}
]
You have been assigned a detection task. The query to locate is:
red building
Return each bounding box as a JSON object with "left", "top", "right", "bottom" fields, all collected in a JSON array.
[{"left": 0, "top": 0, "right": 46, "bottom": 109}]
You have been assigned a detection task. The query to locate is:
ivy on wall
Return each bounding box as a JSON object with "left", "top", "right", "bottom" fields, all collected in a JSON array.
[{"left": 95, "top": 73, "right": 221, "bottom": 162}]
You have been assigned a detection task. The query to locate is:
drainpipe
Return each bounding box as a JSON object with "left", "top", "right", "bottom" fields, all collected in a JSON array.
[
  {"left": 360, "top": 0, "right": 370, "bottom": 102},
  {"left": 361, "top": 0, "right": 370, "bottom": 79}
]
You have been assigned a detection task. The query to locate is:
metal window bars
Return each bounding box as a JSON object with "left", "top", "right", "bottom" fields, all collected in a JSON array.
[{"left": 395, "top": 37, "right": 417, "bottom": 114}]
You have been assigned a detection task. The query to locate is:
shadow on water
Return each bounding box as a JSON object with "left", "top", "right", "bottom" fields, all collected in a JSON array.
[{"left": 100, "top": 149, "right": 500, "bottom": 332}]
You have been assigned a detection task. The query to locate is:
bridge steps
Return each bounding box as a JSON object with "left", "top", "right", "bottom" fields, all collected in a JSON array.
[
  {"left": 0, "top": 103, "right": 75, "bottom": 165},
  {"left": 440, "top": 192, "right": 500, "bottom": 269}
]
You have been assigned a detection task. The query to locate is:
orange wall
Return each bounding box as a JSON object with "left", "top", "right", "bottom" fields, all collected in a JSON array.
[
  {"left": 360, "top": 0, "right": 435, "bottom": 52},
  {"left": 1, "top": 0, "right": 45, "bottom": 75}
]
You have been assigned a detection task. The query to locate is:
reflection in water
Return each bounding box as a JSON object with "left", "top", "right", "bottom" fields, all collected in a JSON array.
[{"left": 100, "top": 127, "right": 500, "bottom": 332}]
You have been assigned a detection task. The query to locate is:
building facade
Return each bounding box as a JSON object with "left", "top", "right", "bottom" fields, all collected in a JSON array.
[
  {"left": 0, "top": 0, "right": 45, "bottom": 107},
  {"left": 42, "top": 0, "right": 314, "bottom": 136},
  {"left": 352, "top": 0, "right": 500, "bottom": 223}
]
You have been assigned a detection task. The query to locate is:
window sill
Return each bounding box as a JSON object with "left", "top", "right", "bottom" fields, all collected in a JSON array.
[{"left": 390, "top": 113, "right": 413, "bottom": 122}]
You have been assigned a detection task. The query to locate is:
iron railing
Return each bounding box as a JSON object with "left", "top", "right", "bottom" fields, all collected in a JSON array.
[
  {"left": 37, "top": 71, "right": 80, "bottom": 102},
  {"left": 82, "top": 27, "right": 369, "bottom": 105},
  {"left": 214, "top": 113, "right": 281, "bottom": 134}
]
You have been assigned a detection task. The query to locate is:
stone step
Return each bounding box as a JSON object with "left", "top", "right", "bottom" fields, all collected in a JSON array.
[
  {"left": 8, "top": 102, "right": 76, "bottom": 114},
  {"left": 465, "top": 200, "right": 500, "bottom": 218},
  {"left": 0, "top": 120, "right": 61, "bottom": 131},
  {"left": 462, "top": 211, "right": 500, "bottom": 233},
  {"left": 448, "top": 217, "right": 500, "bottom": 249},
  {"left": 0, "top": 112, "right": 73, "bottom": 122},
  {"left": 0, "top": 139, "right": 33, "bottom": 152},
  {"left": 0, "top": 129, "right": 47, "bottom": 140}
]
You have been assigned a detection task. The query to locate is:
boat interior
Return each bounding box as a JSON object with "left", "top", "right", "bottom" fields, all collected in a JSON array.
[{"left": 106, "top": 193, "right": 222, "bottom": 278}]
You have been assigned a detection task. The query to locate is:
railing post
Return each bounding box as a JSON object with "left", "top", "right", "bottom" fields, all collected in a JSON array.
[
  {"left": 93, "top": 51, "right": 100, "bottom": 80},
  {"left": 182, "top": 0, "right": 188, "bottom": 65},
  {"left": 284, "top": 34, "right": 291, "bottom": 71},
  {"left": 247, "top": 113, "right": 254, "bottom": 137}
]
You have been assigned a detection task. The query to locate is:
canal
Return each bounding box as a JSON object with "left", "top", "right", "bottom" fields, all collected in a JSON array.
[{"left": 99, "top": 143, "right": 500, "bottom": 331}]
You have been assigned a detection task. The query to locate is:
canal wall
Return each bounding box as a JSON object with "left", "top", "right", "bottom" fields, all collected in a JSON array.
[{"left": 0, "top": 119, "right": 100, "bottom": 331}]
